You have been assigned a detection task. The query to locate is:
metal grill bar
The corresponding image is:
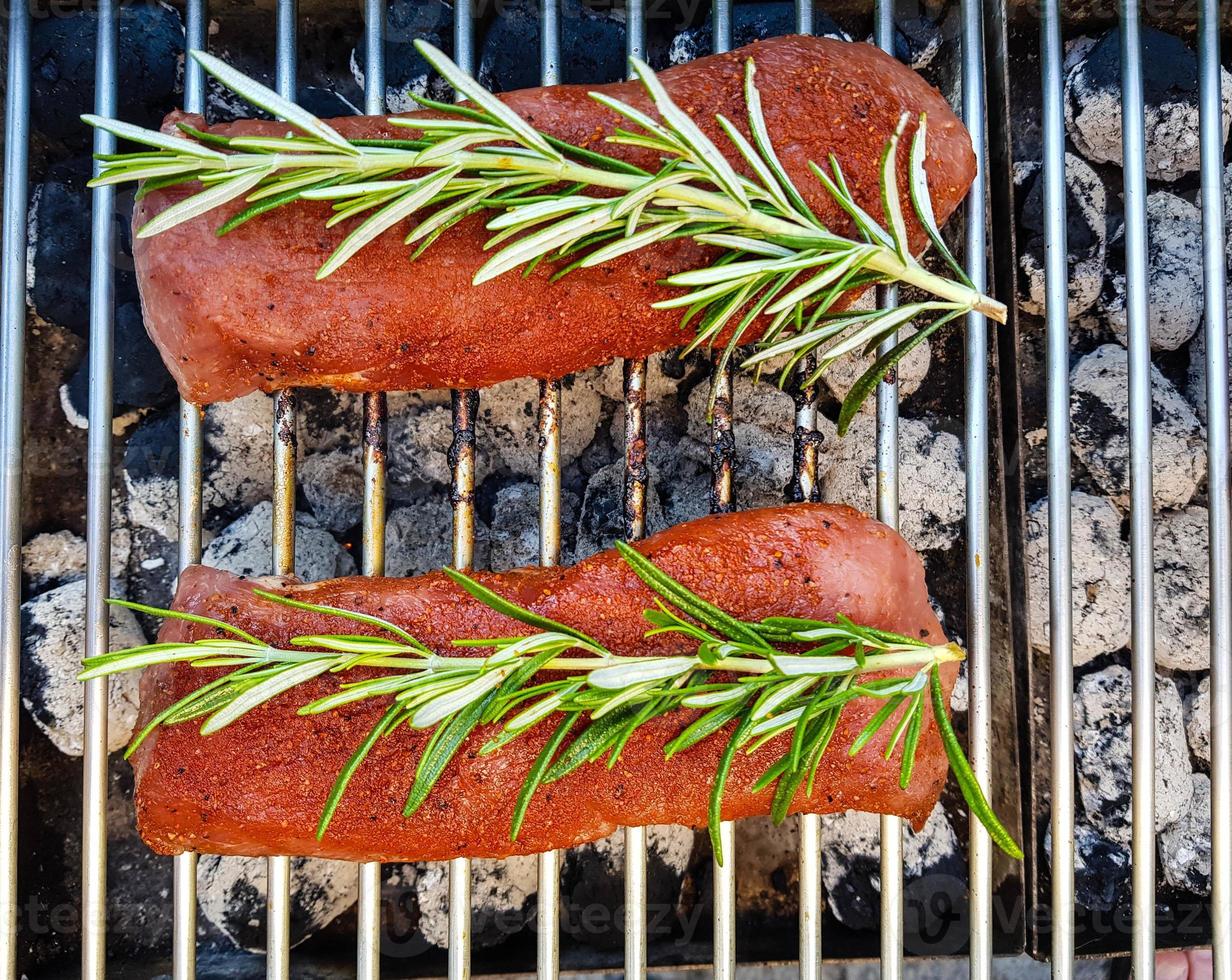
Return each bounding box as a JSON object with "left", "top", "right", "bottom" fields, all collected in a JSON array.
[
  {"left": 267, "top": 2, "right": 300, "bottom": 976},
  {"left": 710, "top": 1, "right": 736, "bottom": 973},
  {"left": 1115, "top": 5, "right": 1158, "bottom": 976},
  {"left": 447, "top": 4, "right": 478, "bottom": 972},
  {"left": 357, "top": 5, "right": 389, "bottom": 977},
  {"left": 1199, "top": 4, "right": 1232, "bottom": 978},
  {"left": 535, "top": 8, "right": 564, "bottom": 976},
  {"left": 174, "top": 2, "right": 209, "bottom": 975},
  {"left": 620, "top": 14, "right": 650, "bottom": 978},
  {"left": 793, "top": 4, "right": 824, "bottom": 975},
  {"left": 1038, "top": 1, "right": 1074, "bottom": 975},
  {"left": 959, "top": 0, "right": 993, "bottom": 975},
  {"left": 872, "top": 1, "right": 904, "bottom": 976},
  {"left": 83, "top": 3, "right": 119, "bottom": 975},
  {"left": 0, "top": 0, "right": 30, "bottom": 974}
]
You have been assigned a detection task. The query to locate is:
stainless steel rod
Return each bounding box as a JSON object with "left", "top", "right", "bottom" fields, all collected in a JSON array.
[
  {"left": 1118, "top": 4, "right": 1157, "bottom": 976},
  {"left": 535, "top": 12, "right": 564, "bottom": 978},
  {"left": 1040, "top": 1, "right": 1074, "bottom": 975},
  {"left": 447, "top": 5, "right": 477, "bottom": 970},
  {"left": 356, "top": 3, "right": 388, "bottom": 976},
  {"left": 620, "top": 9, "right": 650, "bottom": 977},
  {"left": 83, "top": 3, "right": 119, "bottom": 975},
  {"left": 0, "top": 1, "right": 30, "bottom": 974},
  {"left": 710, "top": 3, "right": 736, "bottom": 974},
  {"left": 267, "top": 3, "right": 299, "bottom": 976},
  {"left": 174, "top": 3, "right": 208, "bottom": 976},
  {"left": 959, "top": 0, "right": 993, "bottom": 976},
  {"left": 873, "top": 4, "right": 904, "bottom": 978},
  {"left": 1199, "top": 5, "right": 1231, "bottom": 978}
]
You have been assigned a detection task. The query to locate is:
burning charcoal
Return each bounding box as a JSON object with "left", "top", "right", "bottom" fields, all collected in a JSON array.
[
  {"left": 732, "top": 816, "right": 797, "bottom": 924},
  {"left": 669, "top": 3, "right": 847, "bottom": 65},
  {"left": 482, "top": 375, "right": 608, "bottom": 478},
  {"left": 894, "top": 14, "right": 945, "bottom": 71},
  {"left": 352, "top": 0, "right": 454, "bottom": 112},
  {"left": 122, "top": 409, "right": 180, "bottom": 542},
  {"left": 821, "top": 803, "right": 964, "bottom": 939},
  {"left": 1064, "top": 26, "right": 1232, "bottom": 182},
  {"left": 1015, "top": 154, "right": 1106, "bottom": 320},
  {"left": 1186, "top": 676, "right": 1211, "bottom": 770},
  {"left": 415, "top": 856, "right": 537, "bottom": 949},
  {"left": 1046, "top": 823, "right": 1130, "bottom": 912},
  {"left": 21, "top": 530, "right": 87, "bottom": 593},
  {"left": 489, "top": 481, "right": 551, "bottom": 569},
  {"left": 562, "top": 825, "right": 693, "bottom": 950},
  {"left": 821, "top": 414, "right": 964, "bottom": 553},
  {"left": 296, "top": 86, "right": 359, "bottom": 118},
  {"left": 64, "top": 302, "right": 177, "bottom": 417},
  {"left": 197, "top": 855, "right": 358, "bottom": 953},
  {"left": 1025, "top": 492, "right": 1130, "bottom": 666},
  {"left": 20, "top": 580, "right": 144, "bottom": 756},
  {"left": 30, "top": 3, "right": 181, "bottom": 155},
  {"left": 1154, "top": 507, "right": 1211, "bottom": 671},
  {"left": 203, "top": 502, "right": 356, "bottom": 582},
  {"left": 202, "top": 393, "right": 282, "bottom": 526},
  {"left": 480, "top": 0, "right": 662, "bottom": 93},
  {"left": 1099, "top": 192, "right": 1203, "bottom": 353},
  {"left": 1070, "top": 344, "right": 1206, "bottom": 511},
  {"left": 28, "top": 162, "right": 141, "bottom": 340},
  {"left": 574, "top": 460, "right": 660, "bottom": 561},
  {"left": 385, "top": 496, "right": 490, "bottom": 576},
  {"left": 300, "top": 447, "right": 365, "bottom": 534},
  {"left": 124, "top": 524, "right": 180, "bottom": 632},
  {"left": 1075, "top": 665, "right": 1192, "bottom": 847},
  {"left": 1160, "top": 774, "right": 1212, "bottom": 896}
]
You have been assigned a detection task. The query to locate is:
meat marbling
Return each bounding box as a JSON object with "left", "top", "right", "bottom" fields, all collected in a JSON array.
[
  {"left": 133, "top": 504, "right": 957, "bottom": 862},
  {"left": 134, "top": 35, "right": 976, "bottom": 404}
]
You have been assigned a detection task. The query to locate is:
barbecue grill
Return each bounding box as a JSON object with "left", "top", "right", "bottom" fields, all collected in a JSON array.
[{"left": 0, "top": 0, "right": 1226, "bottom": 976}]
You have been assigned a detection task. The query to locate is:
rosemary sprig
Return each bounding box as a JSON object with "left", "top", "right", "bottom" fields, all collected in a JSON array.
[
  {"left": 83, "top": 552, "right": 1021, "bottom": 864},
  {"left": 83, "top": 44, "right": 1006, "bottom": 427}
]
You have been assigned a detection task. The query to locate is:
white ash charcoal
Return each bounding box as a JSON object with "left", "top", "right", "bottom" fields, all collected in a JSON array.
[
  {"left": 123, "top": 524, "right": 183, "bottom": 627},
  {"left": 197, "top": 854, "right": 357, "bottom": 953},
  {"left": 20, "top": 579, "right": 144, "bottom": 756},
  {"left": 1186, "top": 676, "right": 1211, "bottom": 769},
  {"left": 387, "top": 402, "right": 469, "bottom": 488},
  {"left": 1160, "top": 773, "right": 1212, "bottom": 895},
  {"left": 352, "top": 0, "right": 454, "bottom": 111},
  {"left": 490, "top": 481, "right": 571, "bottom": 570},
  {"left": 1025, "top": 492, "right": 1131, "bottom": 666},
  {"left": 562, "top": 825, "right": 693, "bottom": 949},
  {"left": 1100, "top": 192, "right": 1203, "bottom": 352},
  {"left": 1070, "top": 344, "right": 1206, "bottom": 511},
  {"left": 202, "top": 392, "right": 281, "bottom": 524},
  {"left": 820, "top": 316, "right": 932, "bottom": 414},
  {"left": 415, "top": 856, "right": 538, "bottom": 949},
  {"left": 1064, "top": 26, "right": 1232, "bottom": 182},
  {"left": 122, "top": 410, "right": 183, "bottom": 542},
  {"left": 670, "top": 3, "right": 847, "bottom": 66},
  {"left": 299, "top": 446, "right": 364, "bottom": 534},
  {"left": 892, "top": 15, "right": 945, "bottom": 71},
  {"left": 574, "top": 460, "right": 662, "bottom": 561},
  {"left": 1154, "top": 507, "right": 1211, "bottom": 671},
  {"left": 1075, "top": 664, "right": 1192, "bottom": 847},
  {"left": 1045, "top": 822, "right": 1130, "bottom": 912},
  {"left": 1014, "top": 154, "right": 1106, "bottom": 320},
  {"left": 820, "top": 413, "right": 964, "bottom": 553},
  {"left": 1184, "top": 301, "right": 1231, "bottom": 426},
  {"left": 203, "top": 501, "right": 356, "bottom": 582},
  {"left": 21, "top": 530, "right": 87, "bottom": 593},
  {"left": 821, "top": 803, "right": 964, "bottom": 936},
  {"left": 686, "top": 373, "right": 838, "bottom": 511},
  {"left": 385, "top": 497, "right": 490, "bottom": 577}
]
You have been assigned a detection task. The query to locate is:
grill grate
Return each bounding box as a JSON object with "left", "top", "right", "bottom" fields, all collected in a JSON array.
[{"left": 3, "top": 0, "right": 1227, "bottom": 976}]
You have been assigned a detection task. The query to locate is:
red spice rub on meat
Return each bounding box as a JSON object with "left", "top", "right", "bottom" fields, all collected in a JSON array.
[
  {"left": 133, "top": 36, "right": 976, "bottom": 404},
  {"left": 131, "top": 504, "right": 957, "bottom": 862}
]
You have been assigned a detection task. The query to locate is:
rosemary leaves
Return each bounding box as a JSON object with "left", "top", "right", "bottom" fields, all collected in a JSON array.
[
  {"left": 81, "top": 546, "right": 1021, "bottom": 863},
  {"left": 84, "top": 43, "right": 1007, "bottom": 428}
]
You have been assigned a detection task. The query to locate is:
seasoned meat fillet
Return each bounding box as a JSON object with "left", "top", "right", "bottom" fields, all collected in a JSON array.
[
  {"left": 134, "top": 35, "right": 976, "bottom": 404},
  {"left": 133, "top": 504, "right": 957, "bottom": 861}
]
